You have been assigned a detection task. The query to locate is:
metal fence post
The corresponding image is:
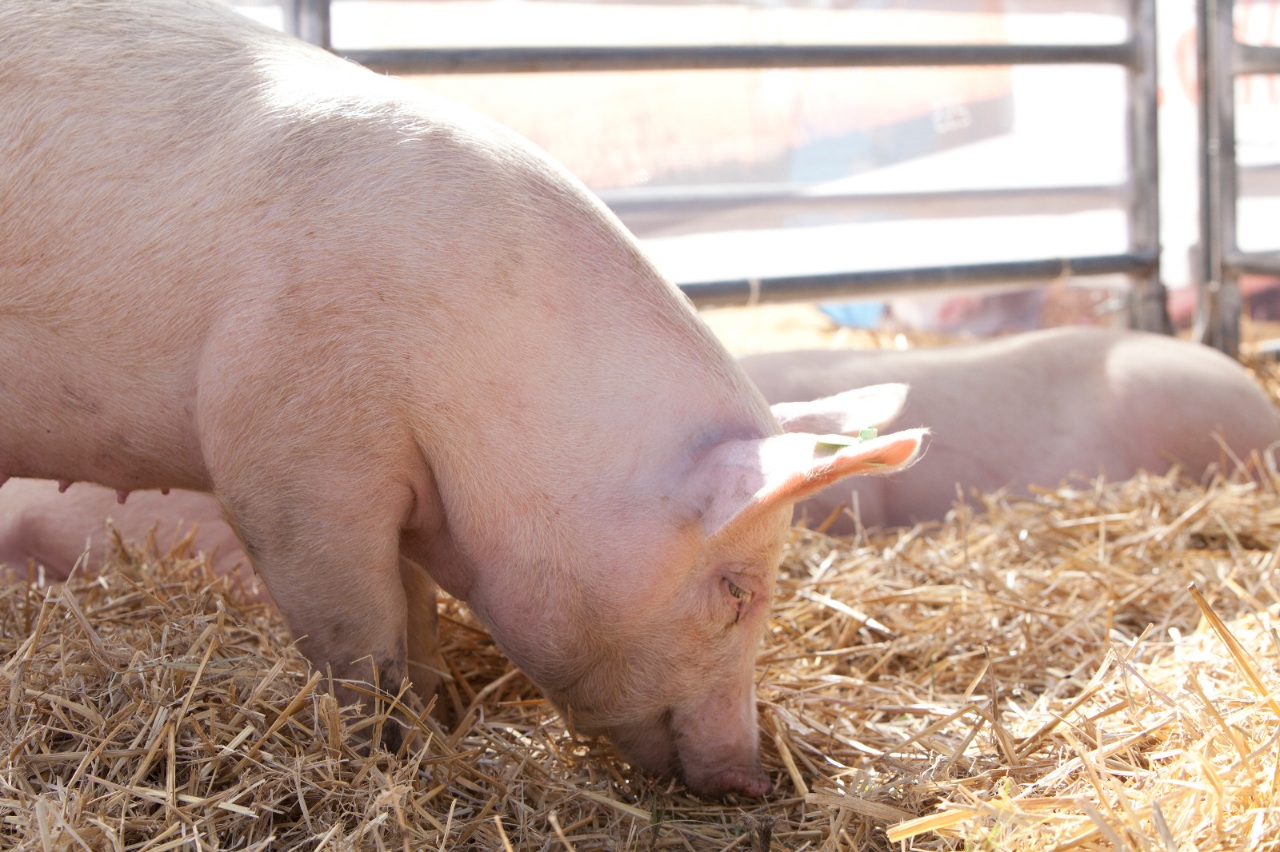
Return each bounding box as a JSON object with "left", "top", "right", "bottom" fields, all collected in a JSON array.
[
  {"left": 1195, "top": 0, "right": 1242, "bottom": 355},
  {"left": 282, "top": 0, "right": 330, "bottom": 49},
  {"left": 1127, "top": 0, "right": 1171, "bottom": 333}
]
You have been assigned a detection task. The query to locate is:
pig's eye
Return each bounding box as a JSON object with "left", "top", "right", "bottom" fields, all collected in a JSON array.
[{"left": 725, "top": 578, "right": 752, "bottom": 625}]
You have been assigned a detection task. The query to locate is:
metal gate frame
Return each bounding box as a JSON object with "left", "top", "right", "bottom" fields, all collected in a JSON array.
[
  {"left": 281, "top": 0, "right": 1169, "bottom": 330},
  {"left": 1197, "top": 0, "right": 1280, "bottom": 356}
]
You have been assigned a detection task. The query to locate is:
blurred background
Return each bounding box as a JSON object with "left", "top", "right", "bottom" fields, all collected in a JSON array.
[{"left": 231, "top": 0, "right": 1280, "bottom": 339}]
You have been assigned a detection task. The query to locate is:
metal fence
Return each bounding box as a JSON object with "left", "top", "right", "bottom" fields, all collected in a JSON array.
[
  {"left": 282, "top": 0, "right": 1169, "bottom": 331},
  {"left": 1197, "top": 0, "right": 1280, "bottom": 356}
]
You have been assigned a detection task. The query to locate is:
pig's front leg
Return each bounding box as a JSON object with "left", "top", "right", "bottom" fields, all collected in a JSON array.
[
  {"left": 195, "top": 326, "right": 440, "bottom": 744},
  {"left": 200, "top": 437, "right": 420, "bottom": 743},
  {"left": 219, "top": 480, "right": 415, "bottom": 742}
]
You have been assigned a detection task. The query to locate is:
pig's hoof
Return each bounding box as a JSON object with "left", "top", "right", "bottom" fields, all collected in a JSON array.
[
  {"left": 689, "top": 768, "right": 772, "bottom": 799},
  {"left": 348, "top": 712, "right": 409, "bottom": 757},
  {"left": 377, "top": 718, "right": 405, "bottom": 754}
]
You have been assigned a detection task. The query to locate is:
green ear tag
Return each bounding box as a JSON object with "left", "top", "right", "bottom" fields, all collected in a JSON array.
[{"left": 814, "top": 428, "right": 877, "bottom": 456}]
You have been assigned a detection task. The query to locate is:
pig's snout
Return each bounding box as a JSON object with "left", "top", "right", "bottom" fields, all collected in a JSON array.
[
  {"left": 682, "top": 765, "right": 772, "bottom": 799},
  {"left": 669, "top": 686, "right": 770, "bottom": 798},
  {"left": 598, "top": 715, "right": 770, "bottom": 799},
  {"left": 674, "top": 726, "right": 771, "bottom": 799}
]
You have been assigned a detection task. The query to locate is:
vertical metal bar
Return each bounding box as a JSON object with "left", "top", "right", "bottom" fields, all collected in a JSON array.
[
  {"left": 1196, "top": 0, "right": 1242, "bottom": 355},
  {"left": 1126, "top": 0, "right": 1171, "bottom": 332},
  {"left": 293, "top": 0, "right": 331, "bottom": 50},
  {"left": 280, "top": 0, "right": 300, "bottom": 38},
  {"left": 1215, "top": 0, "right": 1242, "bottom": 354},
  {"left": 1196, "top": 0, "right": 1222, "bottom": 348}
]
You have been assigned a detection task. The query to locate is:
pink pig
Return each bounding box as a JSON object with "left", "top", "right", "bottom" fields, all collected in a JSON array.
[
  {"left": 0, "top": 0, "right": 923, "bottom": 796},
  {"left": 743, "top": 327, "right": 1280, "bottom": 533}
]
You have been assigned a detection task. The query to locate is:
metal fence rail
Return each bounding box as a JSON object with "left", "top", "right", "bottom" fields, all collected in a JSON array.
[
  {"left": 600, "top": 183, "right": 1129, "bottom": 238},
  {"left": 681, "top": 253, "right": 1157, "bottom": 308},
  {"left": 339, "top": 43, "right": 1140, "bottom": 74},
  {"left": 283, "top": 0, "right": 1168, "bottom": 330},
  {"left": 1197, "top": 0, "right": 1280, "bottom": 356}
]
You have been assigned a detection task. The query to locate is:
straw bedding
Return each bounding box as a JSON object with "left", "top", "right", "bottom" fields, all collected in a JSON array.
[{"left": 4, "top": 335, "right": 1280, "bottom": 850}]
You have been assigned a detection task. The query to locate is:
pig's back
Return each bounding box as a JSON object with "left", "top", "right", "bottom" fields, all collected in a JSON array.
[
  {"left": 1, "top": 0, "right": 371, "bottom": 485},
  {"left": 0, "top": 0, "right": 587, "bottom": 487},
  {"left": 2, "top": 0, "right": 463, "bottom": 316}
]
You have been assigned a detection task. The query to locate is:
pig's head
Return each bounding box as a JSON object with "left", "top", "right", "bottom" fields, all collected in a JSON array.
[{"left": 462, "top": 385, "right": 924, "bottom": 798}]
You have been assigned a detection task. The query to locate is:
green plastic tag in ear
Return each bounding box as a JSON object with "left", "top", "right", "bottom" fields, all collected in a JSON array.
[
  {"left": 815, "top": 428, "right": 877, "bottom": 448},
  {"left": 814, "top": 428, "right": 878, "bottom": 456}
]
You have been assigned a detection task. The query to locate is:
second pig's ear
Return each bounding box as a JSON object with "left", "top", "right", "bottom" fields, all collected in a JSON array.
[
  {"left": 770, "top": 383, "right": 908, "bottom": 435},
  {"left": 694, "top": 427, "right": 927, "bottom": 540}
]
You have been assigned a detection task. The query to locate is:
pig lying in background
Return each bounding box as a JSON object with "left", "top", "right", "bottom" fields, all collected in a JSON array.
[
  {"left": 0, "top": 479, "right": 257, "bottom": 595},
  {"left": 743, "top": 327, "right": 1280, "bottom": 533},
  {"left": 0, "top": 0, "right": 924, "bottom": 796}
]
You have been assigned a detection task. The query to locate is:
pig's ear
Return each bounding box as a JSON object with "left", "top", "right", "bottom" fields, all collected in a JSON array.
[
  {"left": 696, "top": 427, "right": 927, "bottom": 539},
  {"left": 771, "top": 383, "right": 908, "bottom": 435}
]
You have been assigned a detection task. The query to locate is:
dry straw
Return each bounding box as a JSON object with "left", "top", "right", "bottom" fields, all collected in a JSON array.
[{"left": 4, "top": 347, "right": 1280, "bottom": 850}]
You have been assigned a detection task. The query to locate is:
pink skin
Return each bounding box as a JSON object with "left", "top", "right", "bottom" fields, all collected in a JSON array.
[
  {"left": 743, "top": 327, "right": 1280, "bottom": 533},
  {"left": 0, "top": 0, "right": 924, "bottom": 796},
  {"left": 0, "top": 479, "right": 263, "bottom": 600}
]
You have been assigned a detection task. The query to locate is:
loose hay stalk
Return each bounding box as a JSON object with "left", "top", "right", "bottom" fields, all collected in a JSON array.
[{"left": 4, "top": 351, "right": 1280, "bottom": 849}]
